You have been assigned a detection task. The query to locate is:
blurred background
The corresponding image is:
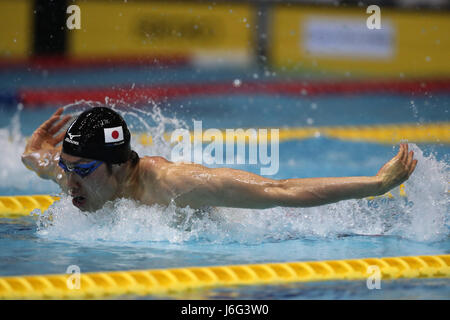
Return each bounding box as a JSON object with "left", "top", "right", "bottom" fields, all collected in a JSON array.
[
  {"left": 0, "top": 0, "right": 449, "bottom": 188},
  {"left": 1, "top": 0, "right": 449, "bottom": 112},
  {"left": 1, "top": 0, "right": 449, "bottom": 76},
  {"left": 1, "top": 0, "right": 449, "bottom": 107}
]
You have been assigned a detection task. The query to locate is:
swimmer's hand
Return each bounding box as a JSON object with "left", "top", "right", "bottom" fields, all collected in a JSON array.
[
  {"left": 25, "top": 107, "right": 72, "bottom": 153},
  {"left": 22, "top": 108, "right": 71, "bottom": 180},
  {"left": 375, "top": 143, "right": 418, "bottom": 195}
]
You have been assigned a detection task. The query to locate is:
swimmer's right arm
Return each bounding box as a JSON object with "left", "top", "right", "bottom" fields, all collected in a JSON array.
[{"left": 21, "top": 108, "right": 72, "bottom": 183}]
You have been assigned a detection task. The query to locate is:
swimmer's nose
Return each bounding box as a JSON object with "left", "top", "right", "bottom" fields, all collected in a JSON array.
[{"left": 67, "top": 172, "right": 81, "bottom": 191}]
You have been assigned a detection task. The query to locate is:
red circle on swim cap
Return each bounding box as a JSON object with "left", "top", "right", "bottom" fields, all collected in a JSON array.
[{"left": 112, "top": 130, "right": 119, "bottom": 139}]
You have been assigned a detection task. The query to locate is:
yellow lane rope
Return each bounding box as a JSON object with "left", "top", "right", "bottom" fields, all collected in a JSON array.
[
  {"left": 0, "top": 195, "right": 59, "bottom": 218},
  {"left": 0, "top": 255, "right": 448, "bottom": 299},
  {"left": 135, "top": 122, "right": 450, "bottom": 145}
]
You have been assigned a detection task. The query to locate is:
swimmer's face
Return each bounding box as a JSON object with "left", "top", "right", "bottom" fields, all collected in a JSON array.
[{"left": 59, "top": 152, "right": 119, "bottom": 212}]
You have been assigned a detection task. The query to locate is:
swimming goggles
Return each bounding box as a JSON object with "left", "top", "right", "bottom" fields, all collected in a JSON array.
[{"left": 58, "top": 158, "right": 103, "bottom": 178}]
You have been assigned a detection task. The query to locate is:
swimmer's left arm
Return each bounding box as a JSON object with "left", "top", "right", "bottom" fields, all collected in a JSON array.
[
  {"left": 278, "top": 144, "right": 417, "bottom": 207},
  {"left": 164, "top": 167, "right": 384, "bottom": 209},
  {"left": 156, "top": 144, "right": 417, "bottom": 209}
]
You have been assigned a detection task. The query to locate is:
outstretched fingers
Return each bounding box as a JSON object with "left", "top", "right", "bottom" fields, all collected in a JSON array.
[
  {"left": 400, "top": 143, "right": 418, "bottom": 178},
  {"left": 406, "top": 150, "right": 414, "bottom": 166},
  {"left": 52, "top": 107, "right": 64, "bottom": 117},
  {"left": 52, "top": 130, "right": 67, "bottom": 146},
  {"left": 395, "top": 144, "right": 403, "bottom": 162},
  {"left": 49, "top": 114, "right": 72, "bottom": 135},
  {"left": 41, "top": 108, "right": 65, "bottom": 131},
  {"left": 399, "top": 143, "right": 407, "bottom": 162},
  {"left": 409, "top": 159, "right": 418, "bottom": 177}
]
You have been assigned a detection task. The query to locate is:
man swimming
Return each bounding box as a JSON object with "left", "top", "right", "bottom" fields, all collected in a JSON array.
[{"left": 22, "top": 107, "right": 418, "bottom": 212}]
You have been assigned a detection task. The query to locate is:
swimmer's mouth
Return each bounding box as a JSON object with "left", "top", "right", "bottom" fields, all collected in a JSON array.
[{"left": 72, "top": 196, "right": 87, "bottom": 208}]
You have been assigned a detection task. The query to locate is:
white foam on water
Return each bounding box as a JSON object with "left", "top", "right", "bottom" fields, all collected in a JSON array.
[
  {"left": 35, "top": 143, "right": 449, "bottom": 245},
  {"left": 384, "top": 144, "right": 449, "bottom": 242},
  {"left": 0, "top": 105, "right": 58, "bottom": 193},
  {"left": 1, "top": 102, "right": 448, "bottom": 244}
]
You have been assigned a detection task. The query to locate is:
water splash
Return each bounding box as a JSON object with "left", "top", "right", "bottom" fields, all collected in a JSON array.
[
  {"left": 1, "top": 102, "right": 448, "bottom": 244},
  {"left": 0, "top": 104, "right": 58, "bottom": 193},
  {"left": 0, "top": 101, "right": 187, "bottom": 193},
  {"left": 34, "top": 142, "right": 449, "bottom": 244},
  {"left": 63, "top": 100, "right": 189, "bottom": 159},
  {"left": 385, "top": 144, "right": 449, "bottom": 242}
]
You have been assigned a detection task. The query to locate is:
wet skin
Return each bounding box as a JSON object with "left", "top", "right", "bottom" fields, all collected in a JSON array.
[{"left": 22, "top": 108, "right": 418, "bottom": 212}]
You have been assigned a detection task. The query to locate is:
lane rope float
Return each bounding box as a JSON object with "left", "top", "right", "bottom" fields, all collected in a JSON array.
[
  {"left": 0, "top": 195, "right": 59, "bottom": 218},
  {"left": 0, "top": 254, "right": 448, "bottom": 299},
  {"left": 135, "top": 123, "right": 450, "bottom": 145}
]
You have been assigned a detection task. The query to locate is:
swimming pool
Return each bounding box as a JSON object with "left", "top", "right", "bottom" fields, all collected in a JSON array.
[{"left": 0, "top": 66, "right": 449, "bottom": 299}]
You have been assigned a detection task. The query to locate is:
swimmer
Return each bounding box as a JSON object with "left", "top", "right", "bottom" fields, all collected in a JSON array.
[{"left": 22, "top": 107, "right": 418, "bottom": 212}]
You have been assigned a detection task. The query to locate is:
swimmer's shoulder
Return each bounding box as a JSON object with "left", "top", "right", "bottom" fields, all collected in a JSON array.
[
  {"left": 140, "top": 156, "right": 172, "bottom": 168},
  {"left": 132, "top": 156, "right": 173, "bottom": 204},
  {"left": 139, "top": 156, "right": 205, "bottom": 180},
  {"left": 138, "top": 156, "right": 173, "bottom": 180}
]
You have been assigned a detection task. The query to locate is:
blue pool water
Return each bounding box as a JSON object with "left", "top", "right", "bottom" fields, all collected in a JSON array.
[{"left": 0, "top": 67, "right": 449, "bottom": 299}]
